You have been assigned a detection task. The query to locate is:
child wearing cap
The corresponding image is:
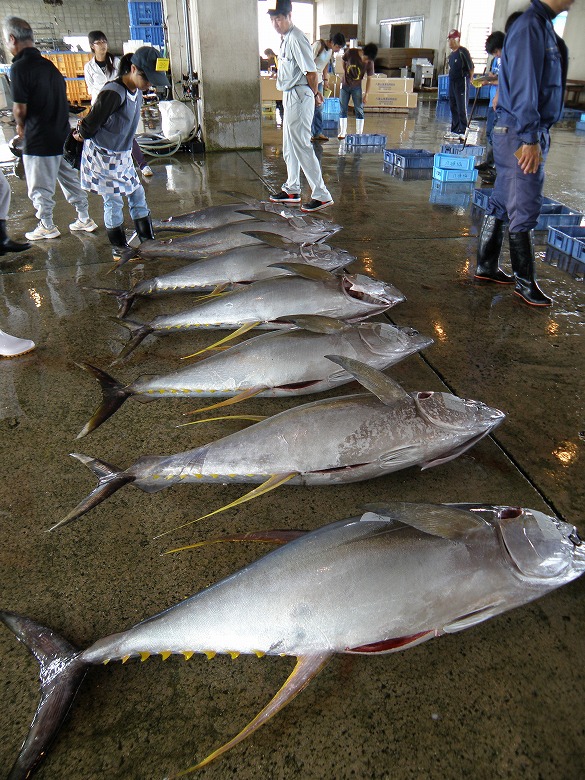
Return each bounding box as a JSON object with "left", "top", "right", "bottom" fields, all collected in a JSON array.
[{"left": 74, "top": 47, "right": 169, "bottom": 261}]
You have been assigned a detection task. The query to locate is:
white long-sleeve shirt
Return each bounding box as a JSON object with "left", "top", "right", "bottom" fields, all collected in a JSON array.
[{"left": 84, "top": 56, "right": 121, "bottom": 104}]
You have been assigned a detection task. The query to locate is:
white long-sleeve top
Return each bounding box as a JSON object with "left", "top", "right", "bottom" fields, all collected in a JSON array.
[{"left": 84, "top": 56, "right": 121, "bottom": 104}]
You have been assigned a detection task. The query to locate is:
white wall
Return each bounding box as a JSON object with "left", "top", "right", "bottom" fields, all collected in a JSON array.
[{"left": 562, "top": 3, "right": 585, "bottom": 80}]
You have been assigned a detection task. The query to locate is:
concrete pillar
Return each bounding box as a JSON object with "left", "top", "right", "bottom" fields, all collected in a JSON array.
[{"left": 163, "top": 0, "right": 261, "bottom": 151}]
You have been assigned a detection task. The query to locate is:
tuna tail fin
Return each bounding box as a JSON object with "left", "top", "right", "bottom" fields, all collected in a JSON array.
[
  {"left": 87, "top": 287, "right": 137, "bottom": 318},
  {"left": 49, "top": 453, "right": 135, "bottom": 531},
  {"left": 0, "top": 611, "right": 88, "bottom": 780},
  {"left": 110, "top": 318, "right": 154, "bottom": 365},
  {"left": 75, "top": 362, "right": 131, "bottom": 438},
  {"left": 173, "top": 653, "right": 332, "bottom": 775}
]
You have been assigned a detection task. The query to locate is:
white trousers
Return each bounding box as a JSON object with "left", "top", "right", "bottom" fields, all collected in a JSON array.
[
  {"left": 282, "top": 86, "right": 331, "bottom": 202},
  {"left": 22, "top": 154, "right": 89, "bottom": 228}
]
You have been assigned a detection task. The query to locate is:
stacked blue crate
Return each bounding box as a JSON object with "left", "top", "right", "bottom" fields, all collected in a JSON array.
[
  {"left": 322, "top": 97, "right": 340, "bottom": 131},
  {"left": 473, "top": 189, "right": 583, "bottom": 231},
  {"left": 129, "top": 2, "right": 164, "bottom": 49},
  {"left": 437, "top": 76, "right": 490, "bottom": 101},
  {"left": 432, "top": 151, "right": 478, "bottom": 182}
]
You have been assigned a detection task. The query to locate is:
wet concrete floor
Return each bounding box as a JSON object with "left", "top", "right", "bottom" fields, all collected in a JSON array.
[{"left": 1, "top": 99, "right": 584, "bottom": 779}]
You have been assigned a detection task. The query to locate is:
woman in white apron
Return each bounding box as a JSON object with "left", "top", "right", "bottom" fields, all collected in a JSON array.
[{"left": 74, "top": 47, "right": 169, "bottom": 260}]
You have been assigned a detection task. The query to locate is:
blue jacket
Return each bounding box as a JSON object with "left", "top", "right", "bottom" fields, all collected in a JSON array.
[{"left": 496, "top": 0, "right": 568, "bottom": 143}]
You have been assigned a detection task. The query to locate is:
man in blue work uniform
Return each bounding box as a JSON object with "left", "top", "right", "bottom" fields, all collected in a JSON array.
[
  {"left": 474, "top": 0, "right": 572, "bottom": 307},
  {"left": 444, "top": 30, "right": 474, "bottom": 141}
]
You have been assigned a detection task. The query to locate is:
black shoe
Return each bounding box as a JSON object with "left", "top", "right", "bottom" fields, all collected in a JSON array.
[
  {"left": 134, "top": 214, "right": 155, "bottom": 243},
  {"left": 509, "top": 230, "right": 552, "bottom": 306},
  {"left": 106, "top": 226, "right": 139, "bottom": 264},
  {"left": 0, "top": 220, "right": 30, "bottom": 256},
  {"left": 300, "top": 198, "right": 334, "bottom": 213},
  {"left": 474, "top": 215, "right": 514, "bottom": 284},
  {"left": 269, "top": 191, "right": 301, "bottom": 204},
  {"left": 475, "top": 162, "right": 492, "bottom": 172}
]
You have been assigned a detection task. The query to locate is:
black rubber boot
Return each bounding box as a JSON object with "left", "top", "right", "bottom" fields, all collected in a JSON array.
[
  {"left": 475, "top": 215, "right": 514, "bottom": 284},
  {"left": 134, "top": 214, "right": 155, "bottom": 243},
  {"left": 509, "top": 230, "right": 552, "bottom": 307},
  {"left": 0, "top": 220, "right": 30, "bottom": 256},
  {"left": 106, "top": 225, "right": 138, "bottom": 264}
]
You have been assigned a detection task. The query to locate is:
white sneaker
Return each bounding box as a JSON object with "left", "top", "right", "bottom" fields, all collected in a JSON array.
[
  {"left": 69, "top": 217, "right": 98, "bottom": 233},
  {"left": 141, "top": 165, "right": 154, "bottom": 178},
  {"left": 0, "top": 329, "right": 36, "bottom": 358},
  {"left": 25, "top": 223, "right": 60, "bottom": 240},
  {"left": 443, "top": 132, "right": 460, "bottom": 140}
]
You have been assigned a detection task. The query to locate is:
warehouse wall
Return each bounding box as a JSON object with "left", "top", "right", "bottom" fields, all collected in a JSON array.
[{"left": 0, "top": 0, "right": 130, "bottom": 55}]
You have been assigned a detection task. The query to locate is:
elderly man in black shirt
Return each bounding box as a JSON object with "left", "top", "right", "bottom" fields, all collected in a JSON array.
[
  {"left": 3, "top": 16, "right": 97, "bottom": 240},
  {"left": 444, "top": 29, "right": 474, "bottom": 141}
]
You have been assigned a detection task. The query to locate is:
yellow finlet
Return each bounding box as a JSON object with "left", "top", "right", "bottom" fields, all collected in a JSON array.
[
  {"left": 183, "top": 386, "right": 267, "bottom": 417},
  {"left": 254, "top": 650, "right": 266, "bottom": 658},
  {"left": 103, "top": 659, "right": 110, "bottom": 665},
  {"left": 140, "top": 652, "right": 151, "bottom": 662},
  {"left": 157, "top": 472, "right": 297, "bottom": 540},
  {"left": 121, "top": 655, "right": 131, "bottom": 664},
  {"left": 203, "top": 650, "right": 216, "bottom": 660},
  {"left": 181, "top": 321, "right": 261, "bottom": 360},
  {"left": 160, "top": 650, "right": 172, "bottom": 661},
  {"left": 179, "top": 414, "right": 266, "bottom": 428},
  {"left": 228, "top": 651, "right": 240, "bottom": 660},
  {"left": 182, "top": 651, "right": 194, "bottom": 660}
]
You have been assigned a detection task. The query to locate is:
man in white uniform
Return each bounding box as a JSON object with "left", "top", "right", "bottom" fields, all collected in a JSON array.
[{"left": 268, "top": 0, "right": 334, "bottom": 213}]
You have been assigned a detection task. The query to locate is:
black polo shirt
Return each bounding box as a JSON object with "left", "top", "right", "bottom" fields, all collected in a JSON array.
[
  {"left": 448, "top": 46, "right": 473, "bottom": 81},
  {"left": 9, "top": 47, "right": 69, "bottom": 156}
]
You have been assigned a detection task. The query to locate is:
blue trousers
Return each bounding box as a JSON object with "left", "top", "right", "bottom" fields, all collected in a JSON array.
[
  {"left": 340, "top": 85, "right": 364, "bottom": 120},
  {"left": 487, "top": 126, "right": 549, "bottom": 232},
  {"left": 448, "top": 78, "right": 468, "bottom": 134},
  {"left": 103, "top": 185, "right": 149, "bottom": 230},
  {"left": 311, "top": 83, "right": 324, "bottom": 137}
]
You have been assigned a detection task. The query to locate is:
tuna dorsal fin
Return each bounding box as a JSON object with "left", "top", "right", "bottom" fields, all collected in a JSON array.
[
  {"left": 269, "top": 262, "right": 335, "bottom": 282},
  {"left": 240, "top": 230, "right": 295, "bottom": 247},
  {"left": 362, "top": 502, "right": 486, "bottom": 540},
  {"left": 279, "top": 314, "right": 351, "bottom": 334},
  {"left": 324, "top": 356, "right": 409, "bottom": 405},
  {"left": 185, "top": 653, "right": 333, "bottom": 771},
  {"left": 234, "top": 209, "right": 290, "bottom": 224}
]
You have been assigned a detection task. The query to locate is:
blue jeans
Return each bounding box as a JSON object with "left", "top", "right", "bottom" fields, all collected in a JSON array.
[
  {"left": 340, "top": 85, "right": 364, "bottom": 120},
  {"left": 311, "top": 83, "right": 324, "bottom": 137},
  {"left": 487, "top": 125, "right": 549, "bottom": 232},
  {"left": 103, "top": 185, "right": 149, "bottom": 229}
]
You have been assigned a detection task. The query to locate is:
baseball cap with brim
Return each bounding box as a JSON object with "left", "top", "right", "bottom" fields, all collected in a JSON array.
[
  {"left": 448, "top": 29, "right": 461, "bottom": 39},
  {"left": 267, "top": 0, "right": 292, "bottom": 15},
  {"left": 131, "top": 46, "right": 170, "bottom": 87}
]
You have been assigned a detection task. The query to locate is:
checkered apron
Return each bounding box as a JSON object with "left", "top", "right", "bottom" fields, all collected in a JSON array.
[{"left": 80, "top": 138, "right": 139, "bottom": 196}]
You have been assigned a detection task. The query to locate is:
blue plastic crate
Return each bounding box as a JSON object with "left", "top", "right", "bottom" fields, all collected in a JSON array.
[
  {"left": 383, "top": 162, "right": 433, "bottom": 181},
  {"left": 433, "top": 153, "right": 476, "bottom": 171},
  {"left": 322, "top": 97, "right": 340, "bottom": 120},
  {"left": 129, "top": 25, "right": 164, "bottom": 46},
  {"left": 440, "top": 144, "right": 486, "bottom": 157},
  {"left": 433, "top": 166, "right": 478, "bottom": 182},
  {"left": 543, "top": 247, "right": 585, "bottom": 281},
  {"left": 128, "top": 2, "right": 162, "bottom": 26},
  {"left": 384, "top": 148, "right": 434, "bottom": 168},
  {"left": 576, "top": 121, "right": 585, "bottom": 132},
  {"left": 538, "top": 203, "right": 583, "bottom": 230},
  {"left": 322, "top": 119, "right": 338, "bottom": 130},
  {"left": 472, "top": 188, "right": 492, "bottom": 210},
  {"left": 430, "top": 180, "right": 476, "bottom": 207},
  {"left": 345, "top": 133, "right": 387, "bottom": 147},
  {"left": 438, "top": 74, "right": 449, "bottom": 100},
  {"left": 547, "top": 225, "right": 585, "bottom": 257}
]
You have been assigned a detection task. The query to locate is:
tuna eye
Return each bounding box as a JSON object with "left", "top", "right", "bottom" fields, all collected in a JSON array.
[
  {"left": 500, "top": 507, "right": 522, "bottom": 520},
  {"left": 418, "top": 392, "right": 433, "bottom": 400}
]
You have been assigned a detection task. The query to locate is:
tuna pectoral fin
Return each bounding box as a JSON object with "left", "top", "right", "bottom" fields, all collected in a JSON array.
[
  {"left": 75, "top": 362, "right": 131, "bottom": 438},
  {"left": 269, "top": 261, "right": 335, "bottom": 282},
  {"left": 154, "top": 473, "right": 297, "bottom": 539},
  {"left": 166, "top": 529, "right": 307, "bottom": 554},
  {"left": 0, "top": 611, "right": 88, "bottom": 780},
  {"left": 183, "top": 387, "right": 267, "bottom": 417},
  {"left": 181, "top": 322, "right": 261, "bottom": 360},
  {"left": 280, "top": 314, "right": 350, "bottom": 334},
  {"left": 48, "top": 453, "right": 135, "bottom": 531},
  {"left": 420, "top": 430, "right": 491, "bottom": 470},
  {"left": 325, "top": 355, "right": 410, "bottom": 405},
  {"left": 176, "top": 653, "right": 333, "bottom": 775}
]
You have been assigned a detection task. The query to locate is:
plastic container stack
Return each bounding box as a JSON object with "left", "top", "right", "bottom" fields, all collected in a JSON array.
[
  {"left": 345, "top": 134, "right": 387, "bottom": 147},
  {"left": 473, "top": 189, "right": 584, "bottom": 231},
  {"left": 128, "top": 2, "right": 164, "bottom": 48},
  {"left": 322, "top": 97, "right": 340, "bottom": 130},
  {"left": 432, "top": 151, "right": 478, "bottom": 182},
  {"left": 547, "top": 225, "right": 585, "bottom": 262}
]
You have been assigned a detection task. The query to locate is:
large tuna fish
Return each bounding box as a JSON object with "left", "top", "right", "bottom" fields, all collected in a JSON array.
[
  {"left": 98, "top": 241, "right": 355, "bottom": 318},
  {"left": 76, "top": 317, "right": 433, "bottom": 437},
  {"left": 113, "top": 266, "right": 405, "bottom": 363},
  {"left": 152, "top": 198, "right": 294, "bottom": 232},
  {"left": 3, "top": 503, "right": 583, "bottom": 778},
  {"left": 139, "top": 211, "right": 342, "bottom": 260},
  {"left": 57, "top": 357, "right": 505, "bottom": 528}
]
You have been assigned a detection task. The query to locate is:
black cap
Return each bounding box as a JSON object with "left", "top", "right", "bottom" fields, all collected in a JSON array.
[
  {"left": 131, "top": 46, "right": 170, "bottom": 87},
  {"left": 267, "top": 0, "right": 292, "bottom": 15}
]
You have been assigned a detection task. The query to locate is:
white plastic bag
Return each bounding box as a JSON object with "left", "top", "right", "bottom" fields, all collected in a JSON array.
[{"left": 158, "top": 100, "right": 195, "bottom": 142}]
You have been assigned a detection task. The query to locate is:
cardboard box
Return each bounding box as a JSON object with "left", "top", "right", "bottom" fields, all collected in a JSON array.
[
  {"left": 368, "top": 78, "right": 414, "bottom": 93},
  {"left": 261, "top": 76, "right": 282, "bottom": 101},
  {"left": 365, "top": 92, "right": 418, "bottom": 110}
]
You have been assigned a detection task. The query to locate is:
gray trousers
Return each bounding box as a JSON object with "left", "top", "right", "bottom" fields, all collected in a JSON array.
[
  {"left": 282, "top": 86, "right": 331, "bottom": 202},
  {"left": 0, "top": 170, "right": 11, "bottom": 220},
  {"left": 22, "top": 154, "right": 90, "bottom": 228}
]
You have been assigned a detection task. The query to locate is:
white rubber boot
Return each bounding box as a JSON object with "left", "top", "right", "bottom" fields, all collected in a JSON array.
[
  {"left": 356, "top": 118, "right": 364, "bottom": 135},
  {"left": 0, "top": 329, "right": 36, "bottom": 358},
  {"left": 337, "top": 118, "right": 347, "bottom": 139}
]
